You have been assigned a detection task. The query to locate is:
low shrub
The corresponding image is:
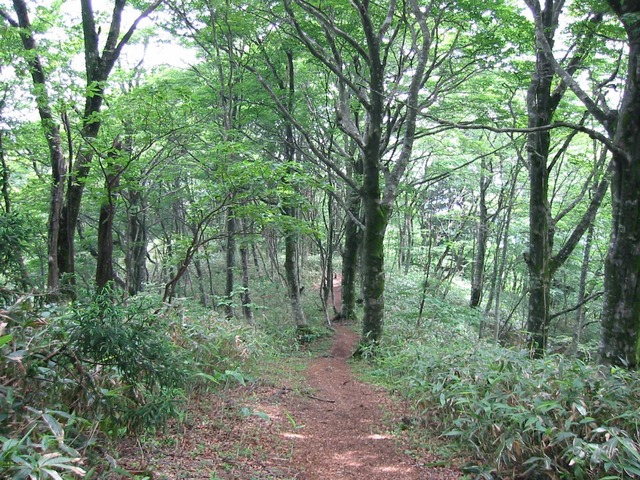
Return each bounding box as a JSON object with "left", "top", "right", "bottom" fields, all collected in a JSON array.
[{"left": 373, "top": 336, "right": 640, "bottom": 479}]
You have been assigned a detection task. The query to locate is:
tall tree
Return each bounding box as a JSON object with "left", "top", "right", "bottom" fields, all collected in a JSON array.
[
  {"left": 265, "top": 0, "right": 447, "bottom": 349},
  {"left": 523, "top": 0, "right": 611, "bottom": 355},
  {"left": 526, "top": 0, "right": 638, "bottom": 365},
  {"left": 1, "top": 1, "right": 67, "bottom": 293},
  {"left": 599, "top": 0, "right": 640, "bottom": 368},
  {"left": 58, "top": 0, "right": 162, "bottom": 291}
]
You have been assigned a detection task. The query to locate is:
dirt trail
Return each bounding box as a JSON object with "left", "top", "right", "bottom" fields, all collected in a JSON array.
[
  {"left": 278, "top": 324, "right": 458, "bottom": 480},
  {"left": 116, "top": 324, "right": 460, "bottom": 479},
  {"left": 284, "top": 325, "right": 422, "bottom": 479}
]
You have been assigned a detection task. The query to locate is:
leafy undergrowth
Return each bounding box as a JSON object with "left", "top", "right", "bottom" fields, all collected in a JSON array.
[
  {"left": 370, "top": 307, "right": 640, "bottom": 479},
  {"left": 0, "top": 288, "right": 292, "bottom": 479}
]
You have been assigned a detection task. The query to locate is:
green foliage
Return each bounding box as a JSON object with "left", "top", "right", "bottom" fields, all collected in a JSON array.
[
  {"left": 372, "top": 328, "right": 640, "bottom": 479},
  {"left": 0, "top": 410, "right": 87, "bottom": 480},
  {"left": 0, "top": 212, "right": 32, "bottom": 289},
  {"left": 68, "top": 289, "right": 184, "bottom": 392}
]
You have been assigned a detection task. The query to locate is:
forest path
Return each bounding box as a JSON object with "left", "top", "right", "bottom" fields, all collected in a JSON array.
[
  {"left": 116, "top": 324, "right": 461, "bottom": 479},
  {"left": 279, "top": 324, "right": 458, "bottom": 479}
]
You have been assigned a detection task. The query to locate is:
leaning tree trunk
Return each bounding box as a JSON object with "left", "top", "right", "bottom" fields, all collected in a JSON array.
[
  {"left": 7, "top": 0, "right": 66, "bottom": 293},
  {"left": 599, "top": 2, "right": 640, "bottom": 368}
]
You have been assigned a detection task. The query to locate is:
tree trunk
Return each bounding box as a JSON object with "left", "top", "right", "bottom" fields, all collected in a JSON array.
[
  {"left": 283, "top": 50, "right": 307, "bottom": 330},
  {"left": 525, "top": 12, "right": 555, "bottom": 355},
  {"left": 570, "top": 222, "right": 594, "bottom": 357},
  {"left": 225, "top": 207, "right": 236, "bottom": 319},
  {"left": 9, "top": 0, "right": 67, "bottom": 294},
  {"left": 599, "top": 2, "right": 640, "bottom": 368},
  {"left": 95, "top": 138, "right": 123, "bottom": 291},
  {"left": 57, "top": 0, "right": 160, "bottom": 289},
  {"left": 470, "top": 159, "right": 490, "bottom": 307},
  {"left": 341, "top": 159, "right": 363, "bottom": 322},
  {"left": 239, "top": 224, "right": 254, "bottom": 325},
  {"left": 125, "top": 189, "right": 147, "bottom": 296},
  {"left": 284, "top": 217, "right": 307, "bottom": 328}
]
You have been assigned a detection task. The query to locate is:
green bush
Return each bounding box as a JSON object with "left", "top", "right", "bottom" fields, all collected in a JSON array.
[{"left": 373, "top": 337, "right": 640, "bottom": 479}]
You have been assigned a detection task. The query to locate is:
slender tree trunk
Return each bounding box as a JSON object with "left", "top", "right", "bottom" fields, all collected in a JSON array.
[
  {"left": 239, "top": 224, "right": 254, "bottom": 325},
  {"left": 8, "top": 0, "right": 66, "bottom": 293},
  {"left": 125, "top": 189, "right": 147, "bottom": 296},
  {"left": 225, "top": 207, "right": 236, "bottom": 319},
  {"left": 283, "top": 50, "right": 307, "bottom": 330},
  {"left": 570, "top": 222, "right": 594, "bottom": 357},
  {"left": 193, "top": 256, "right": 209, "bottom": 307},
  {"left": 470, "top": 159, "right": 490, "bottom": 307},
  {"left": 0, "top": 129, "right": 30, "bottom": 289}
]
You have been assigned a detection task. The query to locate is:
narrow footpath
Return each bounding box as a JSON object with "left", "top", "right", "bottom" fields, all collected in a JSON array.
[{"left": 116, "top": 325, "right": 461, "bottom": 479}]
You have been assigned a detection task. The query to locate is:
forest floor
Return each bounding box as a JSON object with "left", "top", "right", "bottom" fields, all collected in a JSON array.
[{"left": 116, "top": 324, "right": 462, "bottom": 479}]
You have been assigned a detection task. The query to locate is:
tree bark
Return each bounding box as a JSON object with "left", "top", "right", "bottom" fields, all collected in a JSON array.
[
  {"left": 470, "top": 159, "right": 490, "bottom": 308},
  {"left": 7, "top": 0, "right": 67, "bottom": 294},
  {"left": 125, "top": 189, "right": 147, "bottom": 296},
  {"left": 239, "top": 222, "right": 254, "bottom": 325},
  {"left": 283, "top": 50, "right": 307, "bottom": 330},
  {"left": 599, "top": 0, "right": 640, "bottom": 368},
  {"left": 570, "top": 221, "right": 594, "bottom": 357},
  {"left": 225, "top": 207, "right": 236, "bottom": 319},
  {"left": 95, "top": 138, "right": 124, "bottom": 291},
  {"left": 57, "top": 0, "right": 161, "bottom": 289},
  {"left": 341, "top": 158, "right": 363, "bottom": 322},
  {"left": 524, "top": 0, "right": 607, "bottom": 356}
]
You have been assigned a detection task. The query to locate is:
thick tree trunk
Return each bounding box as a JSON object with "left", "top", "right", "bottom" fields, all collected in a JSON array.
[
  {"left": 360, "top": 112, "right": 386, "bottom": 347},
  {"left": 525, "top": 0, "right": 559, "bottom": 356},
  {"left": 57, "top": 0, "right": 160, "bottom": 289},
  {"left": 599, "top": 4, "right": 640, "bottom": 368},
  {"left": 95, "top": 201, "right": 115, "bottom": 291},
  {"left": 341, "top": 159, "right": 363, "bottom": 322},
  {"left": 341, "top": 196, "right": 362, "bottom": 322}
]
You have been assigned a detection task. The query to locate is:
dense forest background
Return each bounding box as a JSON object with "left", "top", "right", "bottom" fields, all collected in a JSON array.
[{"left": 1, "top": 0, "right": 640, "bottom": 478}]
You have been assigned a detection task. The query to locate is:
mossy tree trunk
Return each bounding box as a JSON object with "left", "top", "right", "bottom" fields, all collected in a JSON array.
[{"left": 599, "top": 0, "right": 640, "bottom": 368}]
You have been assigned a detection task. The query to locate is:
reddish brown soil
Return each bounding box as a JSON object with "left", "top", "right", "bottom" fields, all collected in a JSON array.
[{"left": 116, "top": 325, "right": 461, "bottom": 479}]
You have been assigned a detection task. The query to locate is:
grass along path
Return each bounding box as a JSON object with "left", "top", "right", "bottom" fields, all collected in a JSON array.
[{"left": 116, "top": 324, "right": 461, "bottom": 479}]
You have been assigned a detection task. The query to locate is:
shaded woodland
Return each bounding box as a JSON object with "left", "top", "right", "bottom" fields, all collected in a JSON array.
[{"left": 1, "top": 0, "right": 640, "bottom": 478}]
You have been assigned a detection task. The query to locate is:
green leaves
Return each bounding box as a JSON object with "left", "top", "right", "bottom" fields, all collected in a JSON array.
[{"left": 371, "top": 317, "right": 640, "bottom": 479}]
